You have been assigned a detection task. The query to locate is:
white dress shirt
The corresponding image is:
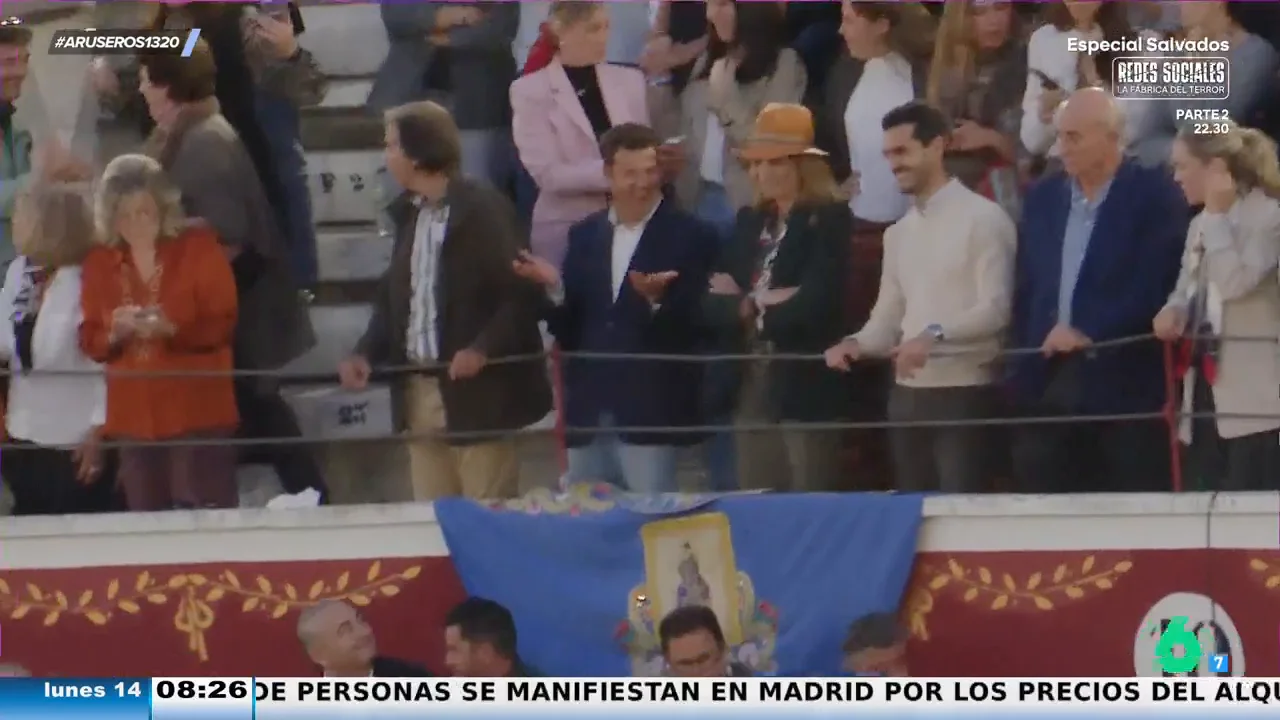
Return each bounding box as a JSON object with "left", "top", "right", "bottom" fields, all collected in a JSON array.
[
  {"left": 405, "top": 203, "right": 450, "bottom": 362},
  {"left": 846, "top": 53, "right": 913, "bottom": 224},
  {"left": 547, "top": 200, "right": 664, "bottom": 308},
  {"left": 610, "top": 199, "right": 662, "bottom": 301},
  {"left": 0, "top": 259, "right": 106, "bottom": 446}
]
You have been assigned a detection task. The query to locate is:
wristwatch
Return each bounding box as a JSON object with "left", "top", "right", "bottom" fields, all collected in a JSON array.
[{"left": 924, "top": 324, "right": 945, "bottom": 342}]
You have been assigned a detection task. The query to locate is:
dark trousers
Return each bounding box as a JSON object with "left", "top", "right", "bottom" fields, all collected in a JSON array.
[
  {"left": 230, "top": 251, "right": 329, "bottom": 503},
  {"left": 1185, "top": 371, "right": 1280, "bottom": 491},
  {"left": 887, "top": 384, "right": 995, "bottom": 493},
  {"left": 117, "top": 429, "right": 238, "bottom": 511},
  {"left": 513, "top": 152, "right": 538, "bottom": 232},
  {"left": 233, "top": 377, "right": 327, "bottom": 501},
  {"left": 255, "top": 90, "right": 318, "bottom": 288},
  {"left": 4, "top": 441, "right": 120, "bottom": 515},
  {"left": 1012, "top": 413, "right": 1172, "bottom": 493}
]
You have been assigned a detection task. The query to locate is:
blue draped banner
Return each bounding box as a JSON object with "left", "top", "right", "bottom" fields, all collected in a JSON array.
[{"left": 435, "top": 488, "right": 924, "bottom": 677}]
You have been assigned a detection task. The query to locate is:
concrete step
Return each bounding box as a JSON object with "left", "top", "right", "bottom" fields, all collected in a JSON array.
[
  {"left": 300, "top": 79, "right": 382, "bottom": 152},
  {"left": 317, "top": 78, "right": 375, "bottom": 111},
  {"left": 306, "top": 148, "right": 384, "bottom": 225},
  {"left": 297, "top": 3, "right": 387, "bottom": 78},
  {"left": 316, "top": 223, "right": 391, "bottom": 283},
  {"left": 286, "top": 303, "right": 373, "bottom": 377}
]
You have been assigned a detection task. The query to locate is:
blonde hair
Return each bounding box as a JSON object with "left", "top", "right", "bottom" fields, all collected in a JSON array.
[
  {"left": 13, "top": 182, "right": 96, "bottom": 269},
  {"left": 94, "top": 154, "right": 186, "bottom": 246},
  {"left": 1177, "top": 122, "right": 1280, "bottom": 198},
  {"left": 925, "top": 0, "right": 1014, "bottom": 108},
  {"left": 752, "top": 155, "right": 844, "bottom": 209},
  {"left": 549, "top": 1, "right": 602, "bottom": 29}
]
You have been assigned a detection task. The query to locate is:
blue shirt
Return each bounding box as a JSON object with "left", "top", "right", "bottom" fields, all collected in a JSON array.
[{"left": 1057, "top": 179, "right": 1112, "bottom": 325}]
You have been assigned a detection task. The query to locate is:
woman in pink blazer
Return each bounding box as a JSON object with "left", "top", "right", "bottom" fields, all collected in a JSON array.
[{"left": 510, "top": 1, "right": 649, "bottom": 269}]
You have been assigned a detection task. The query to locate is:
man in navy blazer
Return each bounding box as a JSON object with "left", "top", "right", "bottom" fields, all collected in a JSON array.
[
  {"left": 1007, "top": 89, "right": 1188, "bottom": 493},
  {"left": 514, "top": 124, "right": 717, "bottom": 493}
]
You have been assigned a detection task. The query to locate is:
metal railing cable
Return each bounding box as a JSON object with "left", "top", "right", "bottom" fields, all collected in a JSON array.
[
  {"left": 0, "top": 411, "right": 1269, "bottom": 452},
  {"left": 0, "top": 330, "right": 1245, "bottom": 379},
  {"left": 0, "top": 332, "right": 1268, "bottom": 458}
]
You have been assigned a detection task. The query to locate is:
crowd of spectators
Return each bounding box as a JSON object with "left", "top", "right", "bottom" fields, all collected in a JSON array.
[{"left": 3, "top": 0, "right": 1280, "bottom": 516}]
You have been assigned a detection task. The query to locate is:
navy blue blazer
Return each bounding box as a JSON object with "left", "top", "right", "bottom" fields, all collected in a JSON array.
[
  {"left": 547, "top": 200, "right": 718, "bottom": 447},
  {"left": 1007, "top": 159, "right": 1188, "bottom": 414}
]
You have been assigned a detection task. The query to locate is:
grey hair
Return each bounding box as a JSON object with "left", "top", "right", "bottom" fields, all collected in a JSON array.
[
  {"left": 94, "top": 154, "right": 186, "bottom": 246},
  {"left": 296, "top": 599, "right": 346, "bottom": 648}
]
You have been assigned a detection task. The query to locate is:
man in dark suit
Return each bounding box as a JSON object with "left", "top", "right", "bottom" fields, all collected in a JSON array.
[
  {"left": 339, "top": 100, "right": 550, "bottom": 501},
  {"left": 444, "top": 597, "right": 541, "bottom": 677},
  {"left": 296, "top": 600, "right": 431, "bottom": 677},
  {"left": 1007, "top": 88, "right": 1188, "bottom": 494},
  {"left": 514, "top": 123, "right": 717, "bottom": 493}
]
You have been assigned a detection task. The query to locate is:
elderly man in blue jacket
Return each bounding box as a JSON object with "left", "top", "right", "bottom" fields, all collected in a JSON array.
[{"left": 1007, "top": 88, "right": 1188, "bottom": 494}]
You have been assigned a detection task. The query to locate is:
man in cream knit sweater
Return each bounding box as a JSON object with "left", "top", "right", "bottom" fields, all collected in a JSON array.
[{"left": 825, "top": 102, "right": 1015, "bottom": 494}]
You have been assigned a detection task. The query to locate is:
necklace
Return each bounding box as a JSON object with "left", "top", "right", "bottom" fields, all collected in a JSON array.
[{"left": 119, "top": 254, "right": 165, "bottom": 359}]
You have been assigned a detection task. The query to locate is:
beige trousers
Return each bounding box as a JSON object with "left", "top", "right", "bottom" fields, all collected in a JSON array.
[{"left": 403, "top": 375, "right": 519, "bottom": 501}]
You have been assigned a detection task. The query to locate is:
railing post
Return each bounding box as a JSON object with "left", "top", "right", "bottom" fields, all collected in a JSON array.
[
  {"left": 1161, "top": 340, "right": 1183, "bottom": 493},
  {"left": 551, "top": 344, "right": 568, "bottom": 474}
]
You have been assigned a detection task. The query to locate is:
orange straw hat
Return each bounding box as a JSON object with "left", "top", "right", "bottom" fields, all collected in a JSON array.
[{"left": 736, "top": 103, "right": 829, "bottom": 162}]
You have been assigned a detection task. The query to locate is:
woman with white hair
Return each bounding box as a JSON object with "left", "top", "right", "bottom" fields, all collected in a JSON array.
[
  {"left": 0, "top": 183, "right": 116, "bottom": 515},
  {"left": 79, "top": 154, "right": 240, "bottom": 511}
]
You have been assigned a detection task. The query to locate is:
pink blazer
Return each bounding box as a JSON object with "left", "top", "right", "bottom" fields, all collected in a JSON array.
[{"left": 511, "top": 60, "right": 649, "bottom": 267}]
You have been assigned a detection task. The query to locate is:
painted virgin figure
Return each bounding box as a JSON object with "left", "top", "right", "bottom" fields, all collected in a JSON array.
[{"left": 676, "top": 543, "right": 712, "bottom": 609}]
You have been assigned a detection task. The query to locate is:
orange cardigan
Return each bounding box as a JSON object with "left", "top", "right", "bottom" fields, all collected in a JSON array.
[{"left": 80, "top": 226, "right": 239, "bottom": 440}]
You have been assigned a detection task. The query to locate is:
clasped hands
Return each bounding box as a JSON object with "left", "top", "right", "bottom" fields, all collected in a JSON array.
[
  {"left": 110, "top": 305, "right": 174, "bottom": 344},
  {"left": 707, "top": 273, "right": 797, "bottom": 321},
  {"left": 430, "top": 5, "right": 483, "bottom": 45}
]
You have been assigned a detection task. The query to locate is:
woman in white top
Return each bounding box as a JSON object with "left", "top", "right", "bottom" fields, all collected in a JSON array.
[
  {"left": 0, "top": 184, "right": 114, "bottom": 515},
  {"left": 1021, "top": 2, "right": 1155, "bottom": 163},
  {"left": 1153, "top": 122, "right": 1280, "bottom": 491},
  {"left": 837, "top": 0, "right": 934, "bottom": 227}
]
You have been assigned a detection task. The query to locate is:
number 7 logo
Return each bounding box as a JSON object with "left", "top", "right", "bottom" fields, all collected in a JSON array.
[{"left": 1210, "top": 654, "right": 1229, "bottom": 673}]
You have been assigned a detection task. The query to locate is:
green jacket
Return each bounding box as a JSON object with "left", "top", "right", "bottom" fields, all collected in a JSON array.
[{"left": 0, "top": 107, "right": 32, "bottom": 266}]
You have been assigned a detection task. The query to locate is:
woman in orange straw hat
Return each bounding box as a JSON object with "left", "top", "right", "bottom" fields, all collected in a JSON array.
[{"left": 701, "top": 103, "right": 852, "bottom": 492}]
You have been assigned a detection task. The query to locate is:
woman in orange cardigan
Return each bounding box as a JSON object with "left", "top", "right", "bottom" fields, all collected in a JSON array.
[{"left": 80, "top": 154, "right": 240, "bottom": 511}]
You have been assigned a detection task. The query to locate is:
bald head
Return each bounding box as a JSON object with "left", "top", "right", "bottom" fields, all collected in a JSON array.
[
  {"left": 1056, "top": 87, "right": 1124, "bottom": 181},
  {"left": 296, "top": 599, "right": 345, "bottom": 646},
  {"left": 1059, "top": 87, "right": 1124, "bottom": 136}
]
